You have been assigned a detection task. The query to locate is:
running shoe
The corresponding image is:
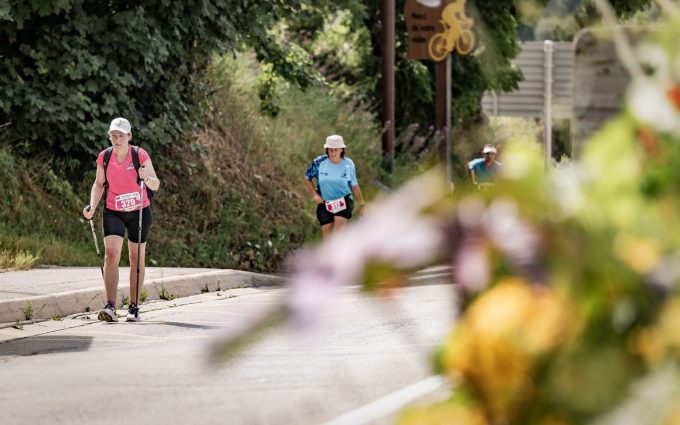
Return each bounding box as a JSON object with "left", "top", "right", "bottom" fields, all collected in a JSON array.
[
  {"left": 126, "top": 304, "right": 141, "bottom": 322},
  {"left": 97, "top": 303, "right": 118, "bottom": 322}
]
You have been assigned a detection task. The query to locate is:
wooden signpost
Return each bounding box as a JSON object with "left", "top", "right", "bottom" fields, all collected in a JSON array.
[
  {"left": 382, "top": 0, "right": 395, "bottom": 173},
  {"left": 404, "top": 0, "right": 476, "bottom": 183}
]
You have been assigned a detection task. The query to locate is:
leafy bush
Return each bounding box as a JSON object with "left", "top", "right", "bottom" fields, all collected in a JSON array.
[
  {"left": 0, "top": 1, "right": 238, "bottom": 162},
  {"left": 0, "top": 0, "right": 353, "bottom": 174}
]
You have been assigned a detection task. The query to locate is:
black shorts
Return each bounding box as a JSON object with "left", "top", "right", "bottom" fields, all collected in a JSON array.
[
  {"left": 103, "top": 207, "right": 153, "bottom": 243},
  {"left": 316, "top": 195, "right": 354, "bottom": 226}
]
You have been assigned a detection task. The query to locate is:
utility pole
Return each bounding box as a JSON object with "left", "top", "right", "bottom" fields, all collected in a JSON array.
[
  {"left": 435, "top": 56, "right": 452, "bottom": 184},
  {"left": 543, "top": 40, "right": 553, "bottom": 169},
  {"left": 381, "top": 0, "right": 395, "bottom": 173}
]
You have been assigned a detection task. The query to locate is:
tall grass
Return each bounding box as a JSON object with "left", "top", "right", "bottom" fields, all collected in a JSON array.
[
  {"left": 215, "top": 53, "right": 382, "bottom": 194},
  {"left": 105, "top": 53, "right": 383, "bottom": 271},
  {"left": 0, "top": 146, "right": 95, "bottom": 269}
]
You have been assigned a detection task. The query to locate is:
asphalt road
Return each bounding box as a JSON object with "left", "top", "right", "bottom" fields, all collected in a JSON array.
[{"left": 0, "top": 284, "right": 457, "bottom": 425}]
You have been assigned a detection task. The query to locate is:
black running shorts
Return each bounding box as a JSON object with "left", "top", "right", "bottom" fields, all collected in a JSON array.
[
  {"left": 103, "top": 207, "right": 153, "bottom": 243},
  {"left": 316, "top": 195, "right": 354, "bottom": 226}
]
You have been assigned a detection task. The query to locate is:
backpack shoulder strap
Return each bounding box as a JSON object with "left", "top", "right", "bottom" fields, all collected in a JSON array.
[
  {"left": 130, "top": 145, "right": 143, "bottom": 185},
  {"left": 103, "top": 147, "right": 114, "bottom": 187},
  {"left": 130, "top": 145, "right": 141, "bottom": 170}
]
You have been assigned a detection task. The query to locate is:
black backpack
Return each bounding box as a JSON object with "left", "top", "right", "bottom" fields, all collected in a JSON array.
[{"left": 103, "top": 145, "right": 156, "bottom": 202}]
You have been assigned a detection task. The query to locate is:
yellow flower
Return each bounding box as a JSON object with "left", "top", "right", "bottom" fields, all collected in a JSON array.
[
  {"left": 657, "top": 298, "right": 680, "bottom": 352},
  {"left": 442, "top": 278, "right": 575, "bottom": 422},
  {"left": 629, "top": 327, "right": 663, "bottom": 365},
  {"left": 663, "top": 399, "right": 680, "bottom": 425},
  {"left": 614, "top": 234, "right": 662, "bottom": 273},
  {"left": 629, "top": 297, "right": 680, "bottom": 365}
]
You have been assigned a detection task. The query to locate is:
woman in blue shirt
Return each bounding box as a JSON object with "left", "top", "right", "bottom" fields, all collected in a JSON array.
[{"left": 304, "top": 134, "right": 366, "bottom": 238}]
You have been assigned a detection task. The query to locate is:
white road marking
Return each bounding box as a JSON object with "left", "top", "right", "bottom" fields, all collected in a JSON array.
[{"left": 323, "top": 375, "right": 449, "bottom": 425}]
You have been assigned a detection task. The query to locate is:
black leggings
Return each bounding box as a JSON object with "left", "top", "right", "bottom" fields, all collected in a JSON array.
[{"left": 103, "top": 207, "right": 153, "bottom": 243}]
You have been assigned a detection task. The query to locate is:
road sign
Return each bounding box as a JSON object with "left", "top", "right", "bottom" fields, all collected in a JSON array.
[{"left": 405, "top": 0, "right": 475, "bottom": 61}]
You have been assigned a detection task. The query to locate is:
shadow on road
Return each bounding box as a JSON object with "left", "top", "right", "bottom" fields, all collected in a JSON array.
[
  {"left": 0, "top": 335, "right": 93, "bottom": 356},
  {"left": 134, "top": 321, "right": 222, "bottom": 330}
]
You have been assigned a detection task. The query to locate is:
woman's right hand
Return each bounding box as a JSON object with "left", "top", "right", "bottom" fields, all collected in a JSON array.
[
  {"left": 313, "top": 194, "right": 323, "bottom": 205},
  {"left": 83, "top": 205, "right": 95, "bottom": 220}
]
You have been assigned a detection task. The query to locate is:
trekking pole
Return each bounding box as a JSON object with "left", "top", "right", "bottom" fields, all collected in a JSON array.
[
  {"left": 135, "top": 180, "right": 145, "bottom": 308},
  {"left": 84, "top": 205, "right": 104, "bottom": 277}
]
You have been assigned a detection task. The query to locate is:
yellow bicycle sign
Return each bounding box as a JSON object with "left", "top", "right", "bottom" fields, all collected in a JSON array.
[{"left": 428, "top": 0, "right": 475, "bottom": 61}]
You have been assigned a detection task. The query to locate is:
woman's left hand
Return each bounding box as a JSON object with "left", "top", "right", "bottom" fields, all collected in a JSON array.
[{"left": 138, "top": 166, "right": 151, "bottom": 182}]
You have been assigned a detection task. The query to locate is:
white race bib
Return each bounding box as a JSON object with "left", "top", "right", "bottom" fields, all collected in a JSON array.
[
  {"left": 114, "top": 192, "right": 141, "bottom": 211},
  {"left": 325, "top": 197, "right": 347, "bottom": 213}
]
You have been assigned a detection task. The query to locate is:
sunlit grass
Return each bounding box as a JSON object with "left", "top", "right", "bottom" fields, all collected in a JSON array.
[
  {"left": 0, "top": 248, "right": 40, "bottom": 270},
  {"left": 12, "top": 250, "right": 39, "bottom": 270}
]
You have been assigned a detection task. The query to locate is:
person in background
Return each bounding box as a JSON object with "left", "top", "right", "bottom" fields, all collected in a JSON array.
[
  {"left": 467, "top": 144, "right": 502, "bottom": 187},
  {"left": 304, "top": 134, "right": 366, "bottom": 239},
  {"left": 82, "top": 117, "right": 160, "bottom": 322}
]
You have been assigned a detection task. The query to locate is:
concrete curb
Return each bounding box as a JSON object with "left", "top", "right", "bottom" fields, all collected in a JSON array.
[
  {"left": 406, "top": 265, "right": 453, "bottom": 286},
  {"left": 0, "top": 270, "right": 287, "bottom": 325}
]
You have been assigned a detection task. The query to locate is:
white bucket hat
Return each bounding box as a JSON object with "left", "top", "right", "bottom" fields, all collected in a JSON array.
[
  {"left": 109, "top": 117, "right": 132, "bottom": 134},
  {"left": 324, "top": 134, "right": 346, "bottom": 149}
]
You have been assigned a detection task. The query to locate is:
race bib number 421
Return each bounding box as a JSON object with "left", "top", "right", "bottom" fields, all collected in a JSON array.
[
  {"left": 325, "top": 197, "right": 347, "bottom": 214},
  {"left": 115, "top": 192, "right": 141, "bottom": 211}
]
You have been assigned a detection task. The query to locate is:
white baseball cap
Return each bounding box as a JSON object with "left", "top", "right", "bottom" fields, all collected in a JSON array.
[
  {"left": 109, "top": 117, "right": 132, "bottom": 134},
  {"left": 482, "top": 144, "right": 497, "bottom": 154},
  {"left": 324, "top": 134, "right": 346, "bottom": 149}
]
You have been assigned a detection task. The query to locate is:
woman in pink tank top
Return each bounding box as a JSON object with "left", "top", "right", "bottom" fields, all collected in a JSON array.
[{"left": 82, "top": 117, "right": 160, "bottom": 322}]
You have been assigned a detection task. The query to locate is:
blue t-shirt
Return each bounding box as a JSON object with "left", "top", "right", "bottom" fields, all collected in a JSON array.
[
  {"left": 468, "top": 158, "right": 502, "bottom": 183},
  {"left": 305, "top": 155, "right": 358, "bottom": 201}
]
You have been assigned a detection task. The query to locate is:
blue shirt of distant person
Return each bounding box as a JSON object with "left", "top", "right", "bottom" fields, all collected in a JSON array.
[
  {"left": 306, "top": 155, "right": 358, "bottom": 201},
  {"left": 468, "top": 144, "right": 502, "bottom": 184},
  {"left": 304, "top": 134, "right": 366, "bottom": 239}
]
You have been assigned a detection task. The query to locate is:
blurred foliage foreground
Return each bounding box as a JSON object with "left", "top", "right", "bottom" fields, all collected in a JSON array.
[{"left": 261, "top": 17, "right": 680, "bottom": 425}]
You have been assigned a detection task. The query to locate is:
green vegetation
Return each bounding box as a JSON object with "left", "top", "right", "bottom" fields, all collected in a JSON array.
[
  {"left": 519, "top": 0, "right": 654, "bottom": 41},
  {"left": 0, "top": 1, "right": 655, "bottom": 273},
  {"left": 145, "top": 54, "right": 381, "bottom": 270},
  {"left": 0, "top": 245, "right": 39, "bottom": 270},
  {"left": 158, "top": 285, "right": 177, "bottom": 301},
  {"left": 122, "top": 290, "right": 149, "bottom": 305},
  {"left": 22, "top": 301, "right": 33, "bottom": 320},
  {"left": 0, "top": 1, "right": 363, "bottom": 166},
  {"left": 0, "top": 52, "right": 381, "bottom": 271},
  {"left": 0, "top": 73, "right": 571, "bottom": 273}
]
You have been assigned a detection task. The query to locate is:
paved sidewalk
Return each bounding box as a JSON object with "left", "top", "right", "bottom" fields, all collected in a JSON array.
[
  {"left": 0, "top": 264, "right": 452, "bottom": 326},
  {"left": 0, "top": 266, "right": 286, "bottom": 325}
]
